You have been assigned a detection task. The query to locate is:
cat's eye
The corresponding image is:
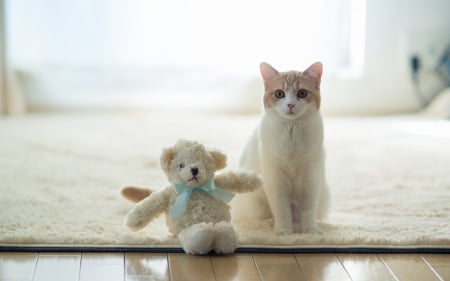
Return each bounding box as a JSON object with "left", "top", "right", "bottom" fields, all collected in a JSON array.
[
  {"left": 297, "top": 89, "right": 308, "bottom": 99},
  {"left": 274, "top": 90, "right": 285, "bottom": 99},
  {"left": 179, "top": 163, "right": 185, "bottom": 169}
]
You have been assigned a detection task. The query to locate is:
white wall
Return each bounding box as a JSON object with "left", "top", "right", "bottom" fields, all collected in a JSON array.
[{"left": 322, "top": 0, "right": 450, "bottom": 115}]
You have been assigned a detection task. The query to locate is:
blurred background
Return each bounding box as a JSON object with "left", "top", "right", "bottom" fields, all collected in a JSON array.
[{"left": 0, "top": 0, "right": 449, "bottom": 116}]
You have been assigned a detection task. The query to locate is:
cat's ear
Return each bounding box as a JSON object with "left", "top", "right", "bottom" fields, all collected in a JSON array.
[
  {"left": 260, "top": 62, "right": 279, "bottom": 83},
  {"left": 304, "top": 62, "right": 323, "bottom": 86}
]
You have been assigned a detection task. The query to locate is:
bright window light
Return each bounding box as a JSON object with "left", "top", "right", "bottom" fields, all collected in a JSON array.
[
  {"left": 349, "top": 0, "right": 367, "bottom": 75},
  {"left": 336, "top": 0, "right": 366, "bottom": 78},
  {"left": 5, "top": 0, "right": 365, "bottom": 109}
]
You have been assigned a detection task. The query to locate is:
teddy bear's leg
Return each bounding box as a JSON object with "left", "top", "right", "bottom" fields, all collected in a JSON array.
[
  {"left": 178, "top": 223, "right": 215, "bottom": 255},
  {"left": 213, "top": 221, "right": 239, "bottom": 254}
]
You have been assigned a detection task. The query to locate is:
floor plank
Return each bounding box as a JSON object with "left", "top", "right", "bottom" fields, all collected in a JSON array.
[
  {"left": 82, "top": 252, "right": 124, "bottom": 265},
  {"left": 211, "top": 255, "right": 261, "bottom": 281},
  {"left": 295, "top": 254, "right": 351, "bottom": 281},
  {"left": 431, "top": 267, "right": 450, "bottom": 281},
  {"left": 337, "top": 254, "right": 396, "bottom": 281},
  {"left": 0, "top": 252, "right": 37, "bottom": 281},
  {"left": 79, "top": 253, "right": 124, "bottom": 281},
  {"left": 422, "top": 254, "right": 450, "bottom": 267},
  {"left": 79, "top": 264, "right": 125, "bottom": 281},
  {"left": 169, "top": 253, "right": 215, "bottom": 281},
  {"left": 33, "top": 253, "right": 81, "bottom": 281},
  {"left": 125, "top": 253, "right": 170, "bottom": 281},
  {"left": 254, "top": 254, "right": 305, "bottom": 281},
  {"left": 380, "top": 254, "right": 441, "bottom": 281},
  {"left": 422, "top": 254, "right": 450, "bottom": 281}
]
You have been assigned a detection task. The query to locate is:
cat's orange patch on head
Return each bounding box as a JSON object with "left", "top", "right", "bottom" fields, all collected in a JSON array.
[{"left": 263, "top": 71, "right": 321, "bottom": 109}]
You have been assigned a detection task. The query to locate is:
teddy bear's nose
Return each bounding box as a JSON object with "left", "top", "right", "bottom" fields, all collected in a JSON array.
[{"left": 191, "top": 167, "right": 199, "bottom": 176}]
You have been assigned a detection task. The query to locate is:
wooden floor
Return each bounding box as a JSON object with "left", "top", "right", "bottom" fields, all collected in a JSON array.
[{"left": 0, "top": 252, "right": 449, "bottom": 281}]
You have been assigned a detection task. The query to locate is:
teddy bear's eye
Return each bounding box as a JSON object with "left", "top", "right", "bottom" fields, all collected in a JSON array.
[{"left": 179, "top": 163, "right": 185, "bottom": 169}]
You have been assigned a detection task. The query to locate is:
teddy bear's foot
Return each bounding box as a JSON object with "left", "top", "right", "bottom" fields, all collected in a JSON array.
[
  {"left": 179, "top": 223, "right": 215, "bottom": 255},
  {"left": 213, "top": 221, "right": 239, "bottom": 254}
]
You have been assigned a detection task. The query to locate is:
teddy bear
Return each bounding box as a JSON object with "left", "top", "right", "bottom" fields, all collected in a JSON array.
[{"left": 124, "top": 139, "right": 262, "bottom": 255}]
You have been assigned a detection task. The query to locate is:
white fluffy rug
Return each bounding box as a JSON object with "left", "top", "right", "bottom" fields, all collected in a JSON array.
[{"left": 1, "top": 111, "right": 449, "bottom": 251}]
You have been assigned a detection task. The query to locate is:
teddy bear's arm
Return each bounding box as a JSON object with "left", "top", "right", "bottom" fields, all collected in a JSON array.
[
  {"left": 214, "top": 170, "right": 262, "bottom": 193},
  {"left": 125, "top": 186, "right": 173, "bottom": 231}
]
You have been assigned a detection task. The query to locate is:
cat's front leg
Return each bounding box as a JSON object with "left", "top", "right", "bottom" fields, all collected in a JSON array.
[
  {"left": 263, "top": 170, "right": 293, "bottom": 235},
  {"left": 299, "top": 169, "right": 324, "bottom": 234},
  {"left": 300, "top": 207, "right": 322, "bottom": 234}
]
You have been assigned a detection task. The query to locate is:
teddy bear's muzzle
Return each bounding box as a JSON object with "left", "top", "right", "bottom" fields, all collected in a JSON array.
[{"left": 188, "top": 166, "right": 200, "bottom": 183}]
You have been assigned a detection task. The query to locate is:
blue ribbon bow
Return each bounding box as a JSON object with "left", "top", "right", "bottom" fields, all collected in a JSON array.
[{"left": 171, "top": 178, "right": 234, "bottom": 219}]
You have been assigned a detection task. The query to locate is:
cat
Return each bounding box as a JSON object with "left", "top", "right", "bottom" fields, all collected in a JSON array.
[{"left": 231, "top": 62, "right": 329, "bottom": 234}]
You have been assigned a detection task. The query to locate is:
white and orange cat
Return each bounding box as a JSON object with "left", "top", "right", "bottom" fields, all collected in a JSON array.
[{"left": 231, "top": 62, "right": 329, "bottom": 234}]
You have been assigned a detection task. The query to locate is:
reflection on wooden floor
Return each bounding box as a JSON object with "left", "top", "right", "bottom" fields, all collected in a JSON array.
[{"left": 0, "top": 252, "right": 449, "bottom": 281}]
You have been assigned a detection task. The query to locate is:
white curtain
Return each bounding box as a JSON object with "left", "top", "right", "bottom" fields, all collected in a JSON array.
[
  {"left": 0, "top": 0, "right": 26, "bottom": 115},
  {"left": 0, "top": 3, "right": 4, "bottom": 115},
  {"left": 5, "top": 0, "right": 357, "bottom": 111}
]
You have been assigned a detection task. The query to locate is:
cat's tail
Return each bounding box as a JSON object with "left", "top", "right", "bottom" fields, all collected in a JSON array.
[{"left": 121, "top": 186, "right": 153, "bottom": 203}]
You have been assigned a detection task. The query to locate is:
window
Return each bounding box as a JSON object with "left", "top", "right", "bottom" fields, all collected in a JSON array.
[{"left": 4, "top": 0, "right": 364, "bottom": 110}]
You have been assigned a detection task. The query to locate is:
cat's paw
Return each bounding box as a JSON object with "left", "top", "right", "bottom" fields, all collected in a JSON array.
[
  {"left": 302, "top": 226, "right": 324, "bottom": 235},
  {"left": 274, "top": 226, "right": 294, "bottom": 235},
  {"left": 300, "top": 215, "right": 324, "bottom": 234}
]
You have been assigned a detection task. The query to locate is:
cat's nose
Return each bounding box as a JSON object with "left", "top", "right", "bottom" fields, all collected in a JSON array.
[
  {"left": 191, "top": 167, "right": 199, "bottom": 176},
  {"left": 288, "top": 104, "right": 295, "bottom": 109}
]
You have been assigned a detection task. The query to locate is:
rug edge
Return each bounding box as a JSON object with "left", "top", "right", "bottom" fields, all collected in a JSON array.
[{"left": 1, "top": 244, "right": 449, "bottom": 254}]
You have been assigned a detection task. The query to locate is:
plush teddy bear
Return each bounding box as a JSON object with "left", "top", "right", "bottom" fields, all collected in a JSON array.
[{"left": 124, "top": 139, "right": 262, "bottom": 255}]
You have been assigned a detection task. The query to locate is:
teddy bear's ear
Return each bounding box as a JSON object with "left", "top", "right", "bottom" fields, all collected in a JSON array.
[
  {"left": 209, "top": 149, "right": 227, "bottom": 170},
  {"left": 160, "top": 147, "right": 176, "bottom": 174}
]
